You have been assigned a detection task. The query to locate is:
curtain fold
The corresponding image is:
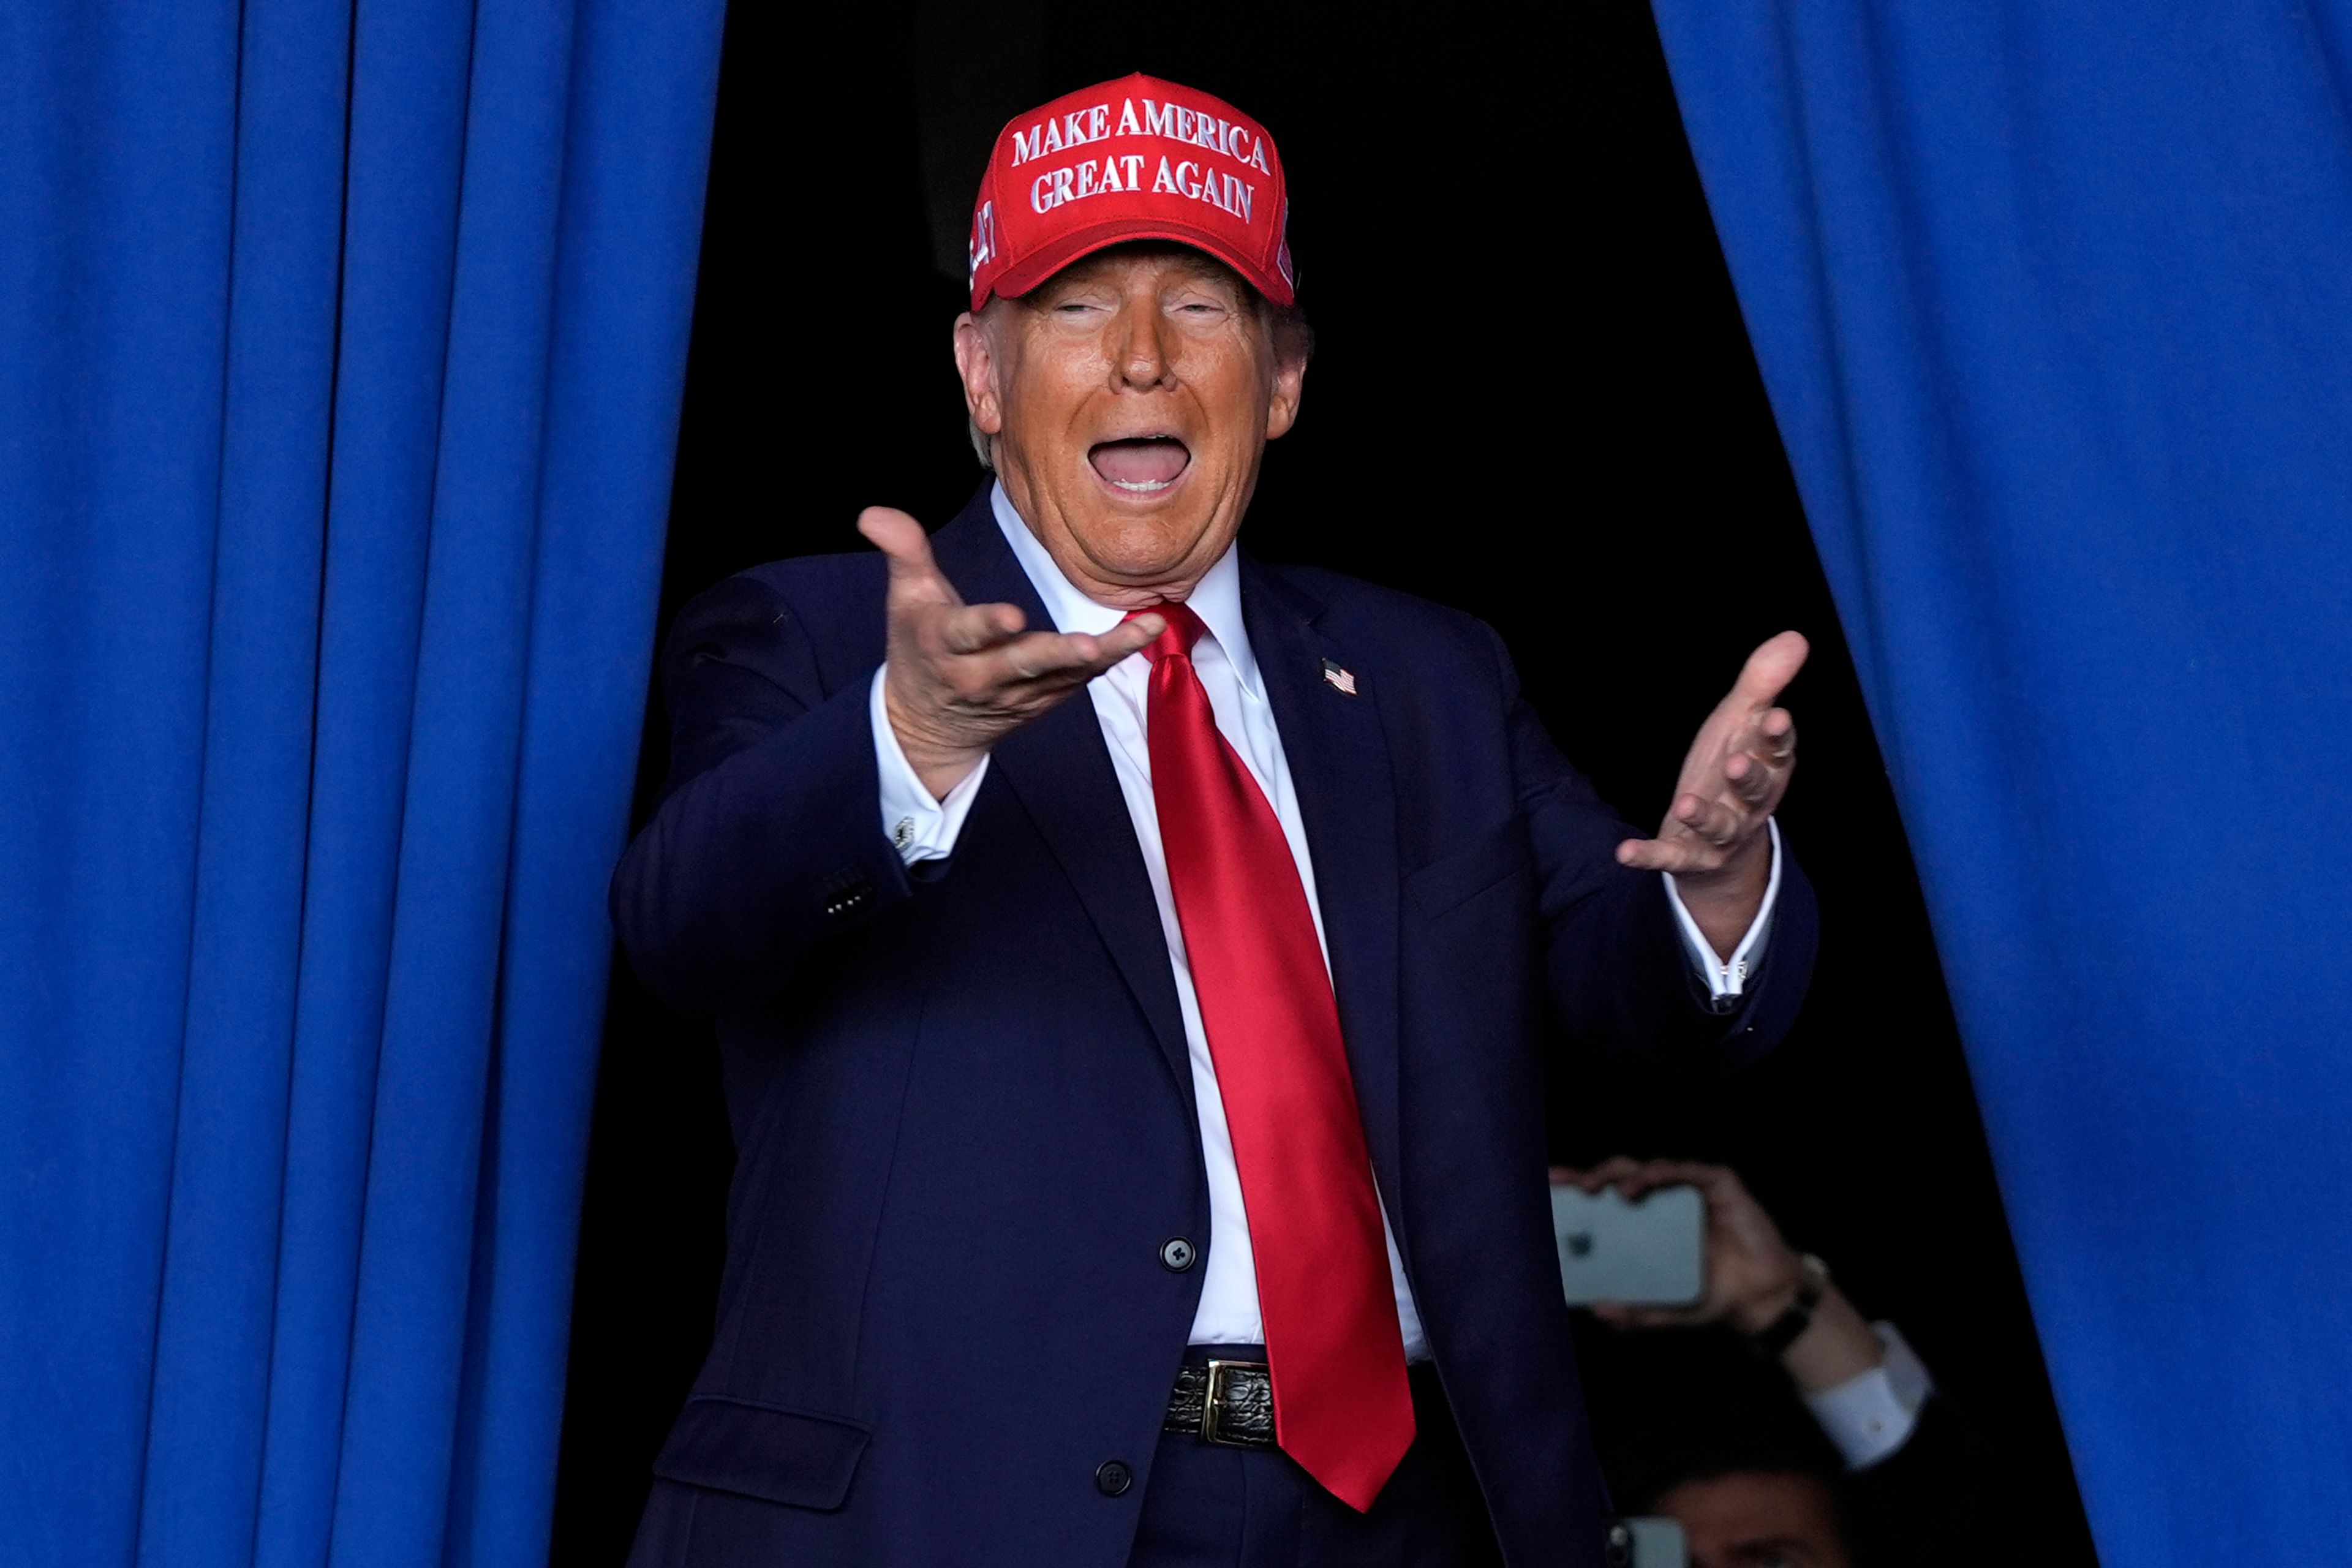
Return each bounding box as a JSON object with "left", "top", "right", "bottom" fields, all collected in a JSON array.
[
  {"left": 1648, "top": 2, "right": 2352, "bottom": 1561},
  {"left": 0, "top": 1, "right": 725, "bottom": 1563}
]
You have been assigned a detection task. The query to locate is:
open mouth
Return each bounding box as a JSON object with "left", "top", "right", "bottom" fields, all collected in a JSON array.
[{"left": 1088, "top": 436, "right": 1191, "bottom": 496}]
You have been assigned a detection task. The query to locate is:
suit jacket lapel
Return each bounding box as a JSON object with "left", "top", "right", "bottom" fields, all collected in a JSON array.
[
  {"left": 1240, "top": 558, "right": 1408, "bottom": 1243},
  {"left": 927, "top": 494, "right": 1197, "bottom": 1117}
]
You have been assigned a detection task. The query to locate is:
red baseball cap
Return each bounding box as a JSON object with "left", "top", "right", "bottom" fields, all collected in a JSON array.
[{"left": 967, "top": 73, "right": 1295, "bottom": 312}]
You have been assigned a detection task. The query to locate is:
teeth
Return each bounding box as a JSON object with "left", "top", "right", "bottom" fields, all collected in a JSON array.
[{"left": 1110, "top": 478, "right": 1172, "bottom": 492}]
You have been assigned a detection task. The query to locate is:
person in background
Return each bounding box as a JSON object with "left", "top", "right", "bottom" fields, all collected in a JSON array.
[
  {"left": 1607, "top": 1384, "right": 1856, "bottom": 1568},
  {"left": 1559, "top": 1159, "right": 2038, "bottom": 1568}
]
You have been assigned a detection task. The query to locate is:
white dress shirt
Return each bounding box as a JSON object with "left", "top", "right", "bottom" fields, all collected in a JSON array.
[
  {"left": 871, "top": 482, "right": 1782, "bottom": 1353},
  {"left": 1806, "top": 1321, "right": 1934, "bottom": 1469}
]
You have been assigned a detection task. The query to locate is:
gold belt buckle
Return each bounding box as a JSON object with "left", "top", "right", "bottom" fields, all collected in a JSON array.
[{"left": 1200, "top": 1359, "right": 1253, "bottom": 1447}]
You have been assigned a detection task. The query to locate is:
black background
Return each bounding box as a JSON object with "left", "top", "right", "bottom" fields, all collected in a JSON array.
[{"left": 551, "top": 2, "right": 2099, "bottom": 1560}]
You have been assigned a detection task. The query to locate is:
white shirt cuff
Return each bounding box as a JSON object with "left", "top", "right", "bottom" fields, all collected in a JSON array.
[
  {"left": 1804, "top": 1321, "right": 1934, "bottom": 1471},
  {"left": 1664, "top": 817, "right": 1782, "bottom": 1003},
  {"left": 872, "top": 665, "right": 987, "bottom": 864}
]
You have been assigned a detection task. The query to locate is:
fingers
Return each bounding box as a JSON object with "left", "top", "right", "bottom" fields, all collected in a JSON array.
[
  {"left": 860, "top": 507, "right": 961, "bottom": 609},
  {"left": 938, "top": 601, "right": 1027, "bottom": 654},
  {"left": 898, "top": 538, "right": 1161, "bottom": 682},
  {"left": 970, "top": 623, "right": 1156, "bottom": 688},
  {"left": 997, "top": 629, "right": 1108, "bottom": 682},
  {"left": 1724, "top": 710, "right": 1794, "bottom": 796},
  {"left": 998, "top": 611, "right": 1164, "bottom": 681},
  {"left": 1726, "top": 630, "right": 1809, "bottom": 712},
  {"left": 1626, "top": 715, "right": 1794, "bottom": 873},
  {"left": 1674, "top": 789, "right": 1746, "bottom": 845},
  {"left": 1556, "top": 1157, "right": 1727, "bottom": 1203},
  {"left": 1572, "top": 1155, "right": 1649, "bottom": 1192},
  {"left": 857, "top": 505, "right": 932, "bottom": 567},
  {"left": 1712, "top": 710, "right": 1796, "bottom": 832},
  {"left": 1616, "top": 835, "right": 1702, "bottom": 873},
  {"left": 1099, "top": 612, "right": 1165, "bottom": 663},
  {"left": 1629, "top": 1159, "right": 1735, "bottom": 1201},
  {"left": 1616, "top": 785, "right": 1748, "bottom": 871},
  {"left": 1726, "top": 707, "right": 1796, "bottom": 794},
  {"left": 1591, "top": 1301, "right": 1714, "bottom": 1330},
  {"left": 1591, "top": 1157, "right": 1724, "bottom": 1201}
]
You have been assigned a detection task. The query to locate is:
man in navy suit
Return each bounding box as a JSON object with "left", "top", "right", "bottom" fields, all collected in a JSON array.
[{"left": 614, "top": 73, "right": 1815, "bottom": 1568}]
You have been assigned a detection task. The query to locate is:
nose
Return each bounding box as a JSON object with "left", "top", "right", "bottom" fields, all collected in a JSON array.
[{"left": 1110, "top": 298, "right": 1175, "bottom": 391}]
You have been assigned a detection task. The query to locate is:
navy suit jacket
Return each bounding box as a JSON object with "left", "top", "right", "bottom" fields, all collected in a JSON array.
[{"left": 611, "top": 487, "right": 1816, "bottom": 1567}]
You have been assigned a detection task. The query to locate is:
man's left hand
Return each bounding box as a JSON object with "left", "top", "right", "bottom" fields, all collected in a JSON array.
[{"left": 1616, "top": 631, "right": 1807, "bottom": 956}]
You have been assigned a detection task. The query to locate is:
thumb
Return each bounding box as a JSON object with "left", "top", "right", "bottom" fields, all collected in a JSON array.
[
  {"left": 1727, "top": 630, "right": 1809, "bottom": 710},
  {"left": 858, "top": 507, "right": 957, "bottom": 606}
]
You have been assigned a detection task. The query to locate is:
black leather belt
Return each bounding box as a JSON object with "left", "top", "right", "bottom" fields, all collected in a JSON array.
[{"left": 1164, "top": 1357, "right": 1276, "bottom": 1447}]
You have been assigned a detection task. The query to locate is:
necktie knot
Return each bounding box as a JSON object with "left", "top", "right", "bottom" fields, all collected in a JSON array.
[{"left": 1126, "top": 601, "right": 1206, "bottom": 664}]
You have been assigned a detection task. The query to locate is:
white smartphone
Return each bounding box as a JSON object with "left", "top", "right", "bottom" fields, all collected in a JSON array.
[
  {"left": 1551, "top": 1183, "right": 1705, "bottom": 1306},
  {"left": 1606, "top": 1517, "right": 1690, "bottom": 1568}
]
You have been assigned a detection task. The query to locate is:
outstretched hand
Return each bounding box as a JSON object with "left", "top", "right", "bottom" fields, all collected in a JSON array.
[
  {"left": 859, "top": 507, "right": 1163, "bottom": 799},
  {"left": 1616, "top": 631, "right": 1807, "bottom": 954}
]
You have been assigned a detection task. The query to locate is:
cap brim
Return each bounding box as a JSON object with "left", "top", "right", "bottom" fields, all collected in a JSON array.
[{"left": 977, "top": 217, "right": 1293, "bottom": 311}]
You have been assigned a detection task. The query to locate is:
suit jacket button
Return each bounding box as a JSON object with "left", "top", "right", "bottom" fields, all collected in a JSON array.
[
  {"left": 1095, "top": 1460, "right": 1133, "bottom": 1497},
  {"left": 1159, "top": 1237, "right": 1196, "bottom": 1272}
]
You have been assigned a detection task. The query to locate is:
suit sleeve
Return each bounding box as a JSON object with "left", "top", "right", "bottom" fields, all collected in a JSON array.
[
  {"left": 1491, "top": 627, "right": 1818, "bottom": 1068},
  {"left": 609, "top": 572, "right": 914, "bottom": 1016},
  {"left": 1842, "top": 1396, "right": 2058, "bottom": 1567}
]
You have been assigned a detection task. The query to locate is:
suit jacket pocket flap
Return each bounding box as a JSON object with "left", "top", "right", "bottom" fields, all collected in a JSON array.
[
  {"left": 652, "top": 1395, "right": 872, "bottom": 1510},
  {"left": 1406, "top": 816, "right": 1530, "bottom": 917}
]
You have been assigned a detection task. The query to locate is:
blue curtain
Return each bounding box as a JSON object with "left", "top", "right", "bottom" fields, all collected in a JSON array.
[
  {"left": 1649, "top": 3, "right": 2352, "bottom": 1561},
  {"left": 0, "top": 1, "right": 723, "bottom": 1562}
]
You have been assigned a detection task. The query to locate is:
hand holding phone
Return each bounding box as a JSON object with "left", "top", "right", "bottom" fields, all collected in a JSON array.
[{"left": 1552, "top": 1158, "right": 1809, "bottom": 1333}]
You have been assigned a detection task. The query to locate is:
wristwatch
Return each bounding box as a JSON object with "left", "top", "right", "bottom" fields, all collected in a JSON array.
[{"left": 1747, "top": 1252, "right": 1831, "bottom": 1359}]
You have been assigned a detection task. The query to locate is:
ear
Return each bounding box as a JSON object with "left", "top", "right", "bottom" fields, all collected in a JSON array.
[
  {"left": 1264, "top": 344, "right": 1307, "bottom": 442},
  {"left": 953, "top": 312, "right": 1004, "bottom": 439}
]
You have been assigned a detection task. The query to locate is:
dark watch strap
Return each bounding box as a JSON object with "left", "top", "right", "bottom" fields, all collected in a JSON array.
[{"left": 1747, "top": 1254, "right": 1829, "bottom": 1359}]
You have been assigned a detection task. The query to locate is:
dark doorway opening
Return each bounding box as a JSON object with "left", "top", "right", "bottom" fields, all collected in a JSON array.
[{"left": 550, "top": 4, "right": 2098, "bottom": 1561}]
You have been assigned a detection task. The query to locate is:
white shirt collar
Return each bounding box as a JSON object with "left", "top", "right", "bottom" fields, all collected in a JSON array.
[{"left": 989, "top": 480, "right": 1261, "bottom": 698}]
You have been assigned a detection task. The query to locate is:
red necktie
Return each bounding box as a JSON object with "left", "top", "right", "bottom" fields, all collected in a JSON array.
[{"left": 1131, "top": 603, "right": 1414, "bottom": 1511}]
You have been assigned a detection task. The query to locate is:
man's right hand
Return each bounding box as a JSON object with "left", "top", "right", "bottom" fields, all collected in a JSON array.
[{"left": 859, "top": 507, "right": 1164, "bottom": 799}]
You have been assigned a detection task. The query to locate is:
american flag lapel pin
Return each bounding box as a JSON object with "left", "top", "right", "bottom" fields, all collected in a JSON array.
[{"left": 1321, "top": 658, "right": 1358, "bottom": 696}]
